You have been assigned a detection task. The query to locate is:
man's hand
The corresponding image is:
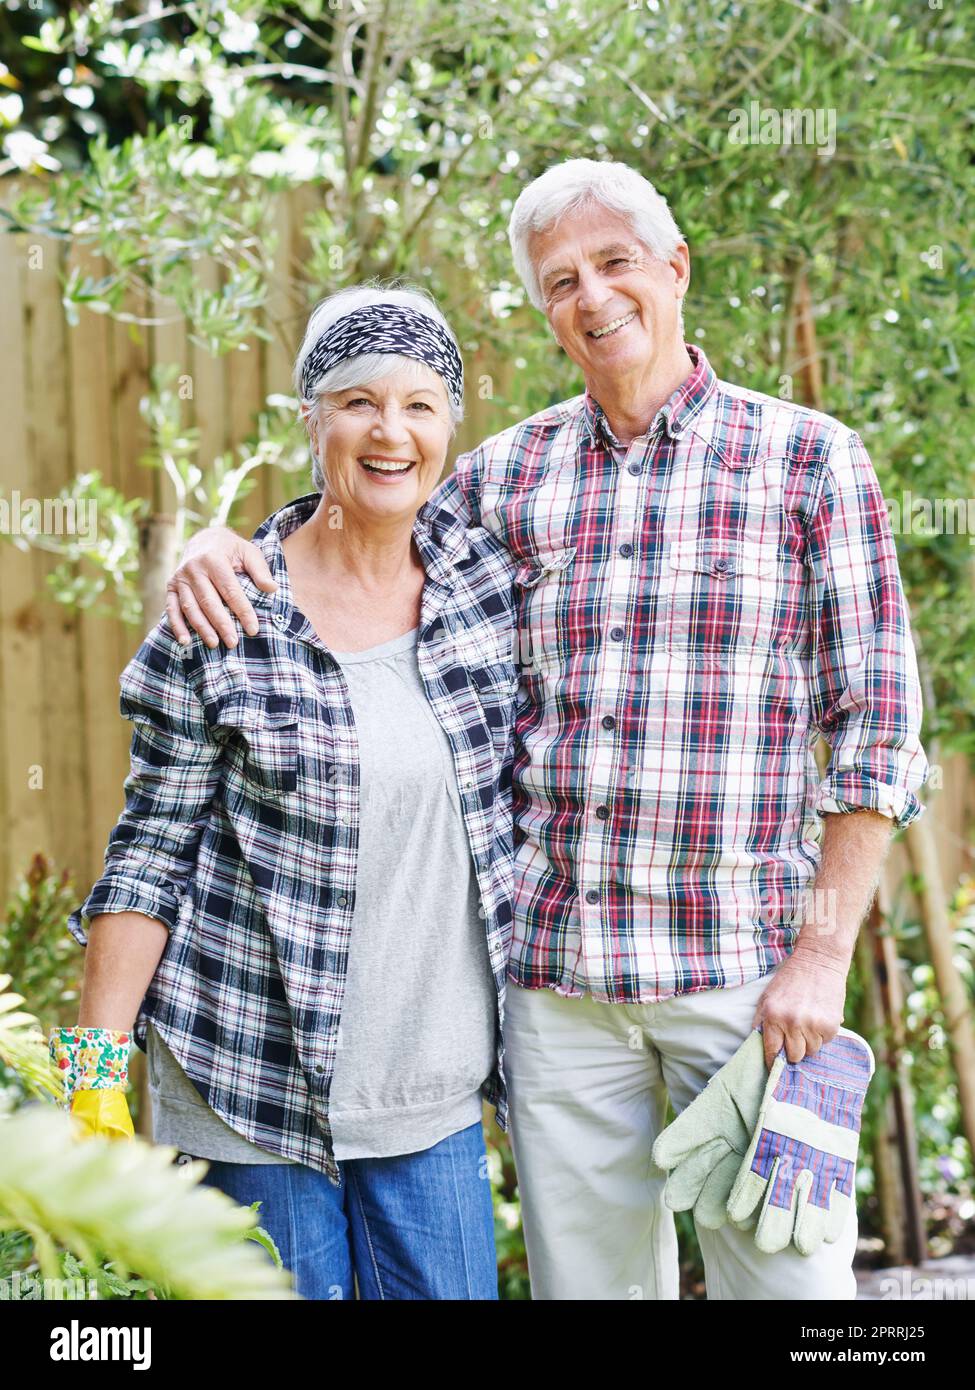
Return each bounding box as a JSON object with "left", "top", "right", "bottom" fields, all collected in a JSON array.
[
  {"left": 751, "top": 807, "right": 893, "bottom": 1068},
  {"left": 165, "top": 525, "right": 276, "bottom": 649},
  {"left": 751, "top": 948, "right": 850, "bottom": 1070}
]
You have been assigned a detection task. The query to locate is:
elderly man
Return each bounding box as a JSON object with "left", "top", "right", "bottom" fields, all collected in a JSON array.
[{"left": 163, "top": 159, "right": 928, "bottom": 1300}]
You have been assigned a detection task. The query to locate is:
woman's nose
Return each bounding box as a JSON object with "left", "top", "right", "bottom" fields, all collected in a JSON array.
[{"left": 371, "top": 407, "right": 411, "bottom": 443}]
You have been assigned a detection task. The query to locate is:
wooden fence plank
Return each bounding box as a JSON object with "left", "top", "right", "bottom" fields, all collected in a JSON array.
[
  {"left": 190, "top": 255, "right": 227, "bottom": 504},
  {"left": 66, "top": 238, "right": 132, "bottom": 892},
  {"left": 261, "top": 189, "right": 301, "bottom": 516},
  {"left": 227, "top": 308, "right": 264, "bottom": 534},
  {"left": 109, "top": 283, "right": 151, "bottom": 661},
  {"left": 24, "top": 212, "right": 88, "bottom": 894},
  {"left": 0, "top": 185, "right": 49, "bottom": 897}
]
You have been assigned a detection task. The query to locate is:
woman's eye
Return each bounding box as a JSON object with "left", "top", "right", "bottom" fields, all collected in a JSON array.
[
  {"left": 606, "top": 258, "right": 629, "bottom": 269},
  {"left": 345, "top": 397, "right": 372, "bottom": 408},
  {"left": 409, "top": 401, "right": 433, "bottom": 411}
]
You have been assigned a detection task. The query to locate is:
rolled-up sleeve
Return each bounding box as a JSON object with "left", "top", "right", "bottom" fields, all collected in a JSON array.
[
  {"left": 67, "top": 622, "right": 224, "bottom": 946},
  {"left": 806, "top": 429, "right": 928, "bottom": 829}
]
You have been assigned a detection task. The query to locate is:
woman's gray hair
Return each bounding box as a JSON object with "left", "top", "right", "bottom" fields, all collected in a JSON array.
[
  {"left": 508, "top": 158, "right": 684, "bottom": 311},
  {"left": 293, "top": 283, "right": 464, "bottom": 494}
]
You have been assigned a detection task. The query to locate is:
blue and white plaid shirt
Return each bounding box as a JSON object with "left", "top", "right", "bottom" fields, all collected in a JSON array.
[{"left": 68, "top": 494, "right": 519, "bottom": 1184}]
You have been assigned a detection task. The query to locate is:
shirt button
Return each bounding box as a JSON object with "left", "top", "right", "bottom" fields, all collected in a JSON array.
[
  {"left": 619, "top": 543, "right": 634, "bottom": 558},
  {"left": 595, "top": 805, "right": 610, "bottom": 820},
  {"left": 610, "top": 626, "right": 625, "bottom": 642},
  {"left": 273, "top": 613, "right": 286, "bottom": 627},
  {"left": 627, "top": 463, "right": 641, "bottom": 476},
  {"left": 337, "top": 895, "right": 348, "bottom": 907},
  {"left": 601, "top": 715, "right": 617, "bottom": 731},
  {"left": 585, "top": 889, "right": 600, "bottom": 905},
  {"left": 315, "top": 1064, "right": 324, "bottom": 1073}
]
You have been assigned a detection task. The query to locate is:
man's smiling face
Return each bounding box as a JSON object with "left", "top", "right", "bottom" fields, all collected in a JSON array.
[{"left": 529, "top": 203, "right": 689, "bottom": 396}]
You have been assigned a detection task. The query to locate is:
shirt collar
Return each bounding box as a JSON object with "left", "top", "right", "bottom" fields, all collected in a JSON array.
[
  {"left": 237, "top": 490, "right": 472, "bottom": 621},
  {"left": 582, "top": 342, "right": 716, "bottom": 449}
]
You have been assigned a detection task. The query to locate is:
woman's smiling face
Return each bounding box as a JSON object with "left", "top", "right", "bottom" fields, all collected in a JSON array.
[{"left": 306, "top": 360, "right": 453, "bottom": 527}]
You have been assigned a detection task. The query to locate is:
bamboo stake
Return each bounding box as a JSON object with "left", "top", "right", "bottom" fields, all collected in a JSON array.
[
  {"left": 854, "top": 920, "right": 906, "bottom": 1264},
  {"left": 872, "top": 887, "right": 927, "bottom": 1265},
  {"left": 905, "top": 810, "right": 975, "bottom": 1160}
]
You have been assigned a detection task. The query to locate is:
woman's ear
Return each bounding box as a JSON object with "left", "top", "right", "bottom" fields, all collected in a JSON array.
[{"left": 302, "top": 400, "right": 322, "bottom": 453}]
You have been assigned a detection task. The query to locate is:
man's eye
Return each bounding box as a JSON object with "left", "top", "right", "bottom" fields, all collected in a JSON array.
[{"left": 605, "top": 258, "right": 629, "bottom": 269}]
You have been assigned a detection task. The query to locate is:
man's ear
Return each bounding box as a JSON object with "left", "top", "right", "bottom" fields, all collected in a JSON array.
[{"left": 670, "top": 241, "right": 691, "bottom": 302}]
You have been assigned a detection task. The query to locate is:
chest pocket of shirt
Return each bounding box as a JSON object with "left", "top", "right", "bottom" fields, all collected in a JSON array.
[
  {"left": 513, "top": 546, "right": 576, "bottom": 671},
  {"left": 664, "top": 538, "right": 778, "bottom": 654},
  {"left": 215, "top": 692, "right": 301, "bottom": 796}
]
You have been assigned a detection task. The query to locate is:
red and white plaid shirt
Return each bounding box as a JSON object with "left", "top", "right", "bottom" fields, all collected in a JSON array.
[{"left": 434, "top": 344, "right": 928, "bottom": 1003}]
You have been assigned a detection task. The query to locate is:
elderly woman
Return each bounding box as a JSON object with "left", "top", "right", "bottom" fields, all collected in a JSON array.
[{"left": 52, "top": 285, "right": 519, "bottom": 1301}]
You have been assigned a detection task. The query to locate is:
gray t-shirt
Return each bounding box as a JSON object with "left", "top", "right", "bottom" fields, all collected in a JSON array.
[{"left": 147, "top": 626, "right": 497, "bottom": 1163}]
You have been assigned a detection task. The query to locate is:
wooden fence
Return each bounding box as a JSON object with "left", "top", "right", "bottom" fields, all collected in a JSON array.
[{"left": 0, "top": 180, "right": 972, "bottom": 919}]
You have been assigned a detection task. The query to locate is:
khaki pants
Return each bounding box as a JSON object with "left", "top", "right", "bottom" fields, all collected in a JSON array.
[{"left": 503, "top": 968, "right": 859, "bottom": 1300}]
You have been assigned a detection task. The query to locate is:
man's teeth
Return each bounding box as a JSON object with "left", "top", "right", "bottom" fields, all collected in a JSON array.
[
  {"left": 589, "top": 311, "right": 637, "bottom": 339},
  {"left": 360, "top": 458, "right": 415, "bottom": 473}
]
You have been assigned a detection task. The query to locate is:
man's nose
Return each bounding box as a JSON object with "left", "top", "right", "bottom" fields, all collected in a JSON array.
[{"left": 575, "top": 266, "right": 614, "bottom": 315}]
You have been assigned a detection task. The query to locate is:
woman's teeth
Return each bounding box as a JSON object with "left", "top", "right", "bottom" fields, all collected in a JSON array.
[
  {"left": 359, "top": 458, "right": 416, "bottom": 475},
  {"left": 588, "top": 311, "right": 637, "bottom": 339}
]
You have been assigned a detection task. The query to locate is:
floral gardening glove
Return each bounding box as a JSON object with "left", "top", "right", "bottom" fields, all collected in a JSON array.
[
  {"left": 651, "top": 1029, "right": 770, "bottom": 1230},
  {"left": 48, "top": 1026, "right": 135, "bottom": 1140},
  {"left": 726, "top": 1027, "right": 875, "bottom": 1257}
]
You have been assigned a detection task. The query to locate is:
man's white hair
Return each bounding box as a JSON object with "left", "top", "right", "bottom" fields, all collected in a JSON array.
[
  {"left": 508, "top": 158, "right": 684, "bottom": 311},
  {"left": 293, "top": 282, "right": 463, "bottom": 493}
]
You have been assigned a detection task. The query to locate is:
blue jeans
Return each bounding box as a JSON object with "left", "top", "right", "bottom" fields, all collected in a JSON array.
[{"left": 192, "top": 1120, "right": 498, "bottom": 1300}]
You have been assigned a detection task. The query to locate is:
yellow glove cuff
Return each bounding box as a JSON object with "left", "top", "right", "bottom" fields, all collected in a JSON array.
[{"left": 69, "top": 1088, "right": 135, "bottom": 1141}]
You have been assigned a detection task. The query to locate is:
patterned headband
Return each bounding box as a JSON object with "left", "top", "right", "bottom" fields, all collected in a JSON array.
[{"left": 299, "top": 303, "right": 464, "bottom": 407}]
